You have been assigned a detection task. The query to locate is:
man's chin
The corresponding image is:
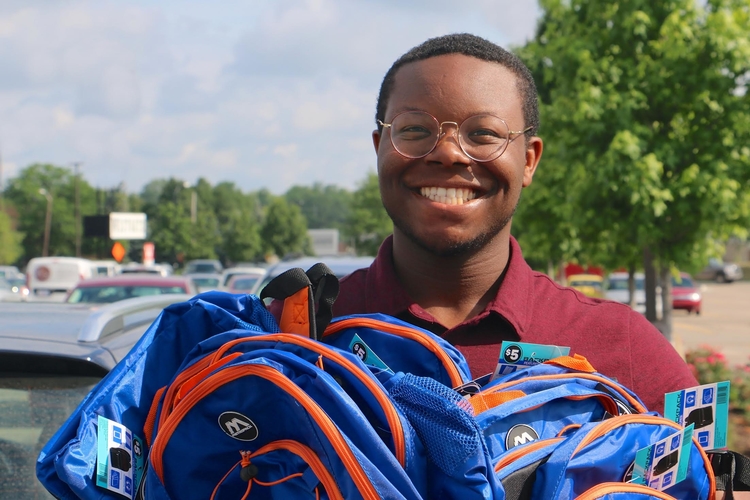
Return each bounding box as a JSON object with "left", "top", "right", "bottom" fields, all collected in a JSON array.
[{"left": 400, "top": 228, "right": 494, "bottom": 258}]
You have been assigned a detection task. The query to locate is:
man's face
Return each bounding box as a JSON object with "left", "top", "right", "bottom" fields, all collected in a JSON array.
[{"left": 373, "top": 54, "right": 541, "bottom": 257}]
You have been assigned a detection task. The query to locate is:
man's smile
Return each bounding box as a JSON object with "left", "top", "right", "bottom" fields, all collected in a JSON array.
[{"left": 419, "top": 186, "right": 478, "bottom": 205}]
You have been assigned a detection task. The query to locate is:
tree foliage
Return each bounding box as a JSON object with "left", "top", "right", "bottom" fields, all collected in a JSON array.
[
  {"left": 516, "top": 0, "right": 750, "bottom": 332},
  {"left": 344, "top": 172, "right": 393, "bottom": 257},
  {"left": 284, "top": 182, "right": 353, "bottom": 231},
  {"left": 260, "top": 197, "right": 312, "bottom": 258}
]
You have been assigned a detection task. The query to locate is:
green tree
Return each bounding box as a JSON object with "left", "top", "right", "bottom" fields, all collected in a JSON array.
[
  {"left": 4, "top": 163, "right": 98, "bottom": 262},
  {"left": 344, "top": 172, "right": 393, "bottom": 256},
  {"left": 284, "top": 183, "right": 352, "bottom": 230},
  {"left": 0, "top": 210, "right": 23, "bottom": 264},
  {"left": 212, "top": 181, "right": 263, "bottom": 265},
  {"left": 518, "top": 0, "right": 750, "bottom": 337},
  {"left": 260, "top": 197, "right": 312, "bottom": 259}
]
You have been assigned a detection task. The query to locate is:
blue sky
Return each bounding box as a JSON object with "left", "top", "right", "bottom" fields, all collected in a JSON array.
[{"left": 0, "top": 0, "right": 541, "bottom": 195}]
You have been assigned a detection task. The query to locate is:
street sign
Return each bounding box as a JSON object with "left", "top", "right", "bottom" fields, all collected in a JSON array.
[
  {"left": 109, "top": 213, "right": 147, "bottom": 240},
  {"left": 111, "top": 242, "right": 126, "bottom": 263}
]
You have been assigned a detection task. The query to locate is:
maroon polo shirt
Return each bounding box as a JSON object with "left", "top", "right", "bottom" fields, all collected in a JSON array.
[{"left": 330, "top": 235, "right": 697, "bottom": 414}]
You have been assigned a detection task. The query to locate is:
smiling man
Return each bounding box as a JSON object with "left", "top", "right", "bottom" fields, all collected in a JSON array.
[{"left": 331, "top": 33, "right": 697, "bottom": 415}]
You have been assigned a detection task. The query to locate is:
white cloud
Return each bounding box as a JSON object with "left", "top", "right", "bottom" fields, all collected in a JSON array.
[{"left": 0, "top": 0, "right": 541, "bottom": 195}]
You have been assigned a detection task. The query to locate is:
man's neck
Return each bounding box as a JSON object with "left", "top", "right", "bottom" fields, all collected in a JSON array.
[{"left": 391, "top": 231, "right": 512, "bottom": 329}]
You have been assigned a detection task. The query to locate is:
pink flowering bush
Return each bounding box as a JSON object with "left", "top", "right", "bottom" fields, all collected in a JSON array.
[{"left": 685, "top": 345, "right": 750, "bottom": 415}]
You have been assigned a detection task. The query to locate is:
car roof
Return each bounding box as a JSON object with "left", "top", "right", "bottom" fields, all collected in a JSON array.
[
  {"left": 73, "top": 275, "right": 191, "bottom": 287},
  {"left": 0, "top": 294, "right": 191, "bottom": 374},
  {"left": 568, "top": 274, "right": 603, "bottom": 281},
  {"left": 266, "top": 255, "right": 374, "bottom": 279}
]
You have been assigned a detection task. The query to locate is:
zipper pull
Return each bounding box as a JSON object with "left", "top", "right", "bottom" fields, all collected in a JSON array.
[{"left": 239, "top": 451, "right": 259, "bottom": 482}]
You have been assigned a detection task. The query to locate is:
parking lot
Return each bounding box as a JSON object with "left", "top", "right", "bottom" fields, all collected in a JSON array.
[{"left": 673, "top": 280, "right": 750, "bottom": 367}]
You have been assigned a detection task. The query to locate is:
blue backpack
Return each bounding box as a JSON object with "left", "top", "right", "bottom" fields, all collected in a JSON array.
[
  {"left": 531, "top": 413, "right": 715, "bottom": 499},
  {"left": 36, "top": 292, "right": 280, "bottom": 500},
  {"left": 145, "top": 329, "right": 429, "bottom": 495},
  {"left": 144, "top": 348, "right": 421, "bottom": 499}
]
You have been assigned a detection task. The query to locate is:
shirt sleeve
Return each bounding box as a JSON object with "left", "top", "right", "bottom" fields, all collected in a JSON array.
[{"left": 626, "top": 311, "right": 698, "bottom": 415}]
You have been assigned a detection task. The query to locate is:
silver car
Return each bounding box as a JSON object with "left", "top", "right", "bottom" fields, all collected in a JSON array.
[
  {"left": 695, "top": 258, "right": 744, "bottom": 283},
  {"left": 0, "top": 295, "right": 189, "bottom": 498}
]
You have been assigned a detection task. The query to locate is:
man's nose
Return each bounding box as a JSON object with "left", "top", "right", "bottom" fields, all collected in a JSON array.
[{"left": 428, "top": 122, "right": 470, "bottom": 165}]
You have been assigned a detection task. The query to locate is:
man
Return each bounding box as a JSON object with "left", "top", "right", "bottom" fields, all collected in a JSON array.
[{"left": 331, "top": 33, "right": 697, "bottom": 415}]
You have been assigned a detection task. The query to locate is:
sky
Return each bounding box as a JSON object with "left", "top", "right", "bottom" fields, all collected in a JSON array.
[{"left": 0, "top": 0, "right": 541, "bottom": 196}]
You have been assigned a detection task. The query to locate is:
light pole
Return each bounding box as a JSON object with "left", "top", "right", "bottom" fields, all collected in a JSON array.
[{"left": 39, "top": 188, "right": 53, "bottom": 257}]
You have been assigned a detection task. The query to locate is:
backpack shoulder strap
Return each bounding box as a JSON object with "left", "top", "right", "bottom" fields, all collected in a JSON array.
[{"left": 710, "top": 450, "right": 750, "bottom": 498}]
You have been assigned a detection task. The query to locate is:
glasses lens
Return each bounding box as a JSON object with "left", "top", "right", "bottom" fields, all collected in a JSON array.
[
  {"left": 459, "top": 115, "right": 510, "bottom": 161},
  {"left": 389, "top": 112, "right": 439, "bottom": 158}
]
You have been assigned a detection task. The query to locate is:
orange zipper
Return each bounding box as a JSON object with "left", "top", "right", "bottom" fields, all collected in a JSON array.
[
  {"left": 480, "top": 373, "right": 647, "bottom": 413},
  {"left": 150, "top": 363, "right": 381, "bottom": 500},
  {"left": 474, "top": 392, "right": 620, "bottom": 418},
  {"left": 204, "top": 333, "right": 406, "bottom": 467},
  {"left": 572, "top": 414, "right": 715, "bottom": 500},
  {"left": 494, "top": 437, "right": 564, "bottom": 472},
  {"left": 323, "top": 317, "right": 465, "bottom": 387},
  {"left": 575, "top": 482, "right": 677, "bottom": 499},
  {"left": 231, "top": 440, "right": 344, "bottom": 500}
]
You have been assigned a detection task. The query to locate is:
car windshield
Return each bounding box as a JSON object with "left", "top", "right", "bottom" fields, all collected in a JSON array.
[
  {"left": 672, "top": 276, "right": 695, "bottom": 287},
  {"left": 230, "top": 277, "right": 260, "bottom": 291},
  {"left": 192, "top": 277, "right": 220, "bottom": 287},
  {"left": 607, "top": 277, "right": 645, "bottom": 291},
  {"left": 187, "top": 264, "right": 219, "bottom": 274},
  {"left": 66, "top": 285, "right": 186, "bottom": 303},
  {"left": 0, "top": 375, "right": 101, "bottom": 498},
  {"left": 571, "top": 280, "right": 603, "bottom": 289}
]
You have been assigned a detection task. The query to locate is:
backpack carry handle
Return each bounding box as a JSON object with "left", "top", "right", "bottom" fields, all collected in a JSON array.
[
  {"left": 260, "top": 267, "right": 317, "bottom": 338},
  {"left": 305, "top": 263, "right": 340, "bottom": 338}
]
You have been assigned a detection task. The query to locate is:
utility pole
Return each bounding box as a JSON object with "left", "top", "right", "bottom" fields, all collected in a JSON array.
[{"left": 72, "top": 162, "right": 83, "bottom": 257}]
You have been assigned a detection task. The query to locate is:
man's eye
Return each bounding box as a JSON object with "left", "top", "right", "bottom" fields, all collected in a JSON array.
[
  {"left": 396, "top": 126, "right": 433, "bottom": 140},
  {"left": 466, "top": 128, "right": 505, "bottom": 143}
]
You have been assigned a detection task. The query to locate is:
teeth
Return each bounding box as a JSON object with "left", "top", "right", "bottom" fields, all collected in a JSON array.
[{"left": 420, "top": 187, "right": 477, "bottom": 204}]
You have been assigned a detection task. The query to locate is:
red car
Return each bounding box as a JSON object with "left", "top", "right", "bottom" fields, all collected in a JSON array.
[
  {"left": 65, "top": 274, "right": 196, "bottom": 304},
  {"left": 671, "top": 272, "right": 702, "bottom": 315}
]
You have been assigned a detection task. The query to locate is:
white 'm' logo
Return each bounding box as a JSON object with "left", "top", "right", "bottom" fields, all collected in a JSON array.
[
  {"left": 224, "top": 418, "right": 252, "bottom": 436},
  {"left": 513, "top": 432, "right": 536, "bottom": 447}
]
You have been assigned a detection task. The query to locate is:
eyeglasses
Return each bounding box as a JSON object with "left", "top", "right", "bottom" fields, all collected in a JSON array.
[{"left": 378, "top": 111, "right": 532, "bottom": 162}]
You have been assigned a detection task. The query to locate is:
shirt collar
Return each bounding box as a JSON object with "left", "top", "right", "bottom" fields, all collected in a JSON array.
[{"left": 364, "top": 235, "right": 534, "bottom": 337}]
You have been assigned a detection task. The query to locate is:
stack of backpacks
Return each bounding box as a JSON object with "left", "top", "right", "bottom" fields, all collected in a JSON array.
[{"left": 37, "top": 263, "right": 749, "bottom": 499}]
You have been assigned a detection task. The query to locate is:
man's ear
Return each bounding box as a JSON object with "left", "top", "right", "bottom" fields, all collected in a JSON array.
[
  {"left": 522, "top": 136, "right": 543, "bottom": 188},
  {"left": 372, "top": 130, "right": 381, "bottom": 153}
]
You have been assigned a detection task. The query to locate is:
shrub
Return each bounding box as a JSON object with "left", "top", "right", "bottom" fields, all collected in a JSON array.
[{"left": 685, "top": 345, "right": 750, "bottom": 416}]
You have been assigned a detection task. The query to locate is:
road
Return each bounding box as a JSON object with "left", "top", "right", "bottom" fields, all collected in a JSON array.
[{"left": 672, "top": 281, "right": 750, "bottom": 367}]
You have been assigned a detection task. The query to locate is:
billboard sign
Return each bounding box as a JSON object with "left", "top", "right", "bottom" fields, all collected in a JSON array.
[{"left": 109, "top": 213, "right": 147, "bottom": 240}]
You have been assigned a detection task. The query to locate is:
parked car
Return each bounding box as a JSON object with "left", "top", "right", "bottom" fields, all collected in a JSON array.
[
  {"left": 184, "top": 259, "right": 223, "bottom": 275},
  {"left": 65, "top": 275, "right": 196, "bottom": 304},
  {"left": 671, "top": 272, "right": 702, "bottom": 315},
  {"left": 6, "top": 276, "right": 30, "bottom": 301},
  {"left": 120, "top": 262, "right": 173, "bottom": 276},
  {"left": 253, "top": 255, "right": 375, "bottom": 296},
  {"left": 219, "top": 266, "right": 267, "bottom": 288},
  {"left": 695, "top": 258, "right": 743, "bottom": 283},
  {"left": 605, "top": 272, "right": 663, "bottom": 316},
  {"left": 187, "top": 273, "right": 222, "bottom": 293},
  {"left": 0, "top": 295, "right": 190, "bottom": 498},
  {"left": 0, "top": 265, "right": 23, "bottom": 280},
  {"left": 567, "top": 273, "right": 605, "bottom": 299},
  {"left": 25, "top": 256, "right": 95, "bottom": 302},
  {"left": 225, "top": 273, "right": 266, "bottom": 294}
]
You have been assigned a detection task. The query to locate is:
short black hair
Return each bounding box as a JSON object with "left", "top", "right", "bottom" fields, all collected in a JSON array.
[{"left": 375, "top": 33, "right": 539, "bottom": 137}]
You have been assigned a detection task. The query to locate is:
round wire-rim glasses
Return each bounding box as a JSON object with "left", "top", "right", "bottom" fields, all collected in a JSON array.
[{"left": 378, "top": 110, "right": 532, "bottom": 162}]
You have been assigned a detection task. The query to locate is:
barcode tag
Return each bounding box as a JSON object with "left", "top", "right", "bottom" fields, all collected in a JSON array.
[{"left": 664, "top": 381, "right": 730, "bottom": 451}]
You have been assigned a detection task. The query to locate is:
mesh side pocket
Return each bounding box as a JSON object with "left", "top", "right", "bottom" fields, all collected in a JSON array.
[{"left": 389, "top": 373, "right": 481, "bottom": 476}]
